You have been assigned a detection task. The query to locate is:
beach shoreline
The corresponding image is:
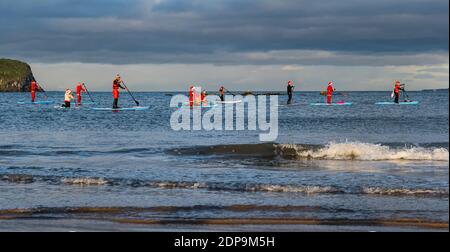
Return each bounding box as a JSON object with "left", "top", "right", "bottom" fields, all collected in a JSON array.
[
  {"left": 1, "top": 206, "right": 447, "bottom": 232},
  {"left": 1, "top": 218, "right": 447, "bottom": 232}
]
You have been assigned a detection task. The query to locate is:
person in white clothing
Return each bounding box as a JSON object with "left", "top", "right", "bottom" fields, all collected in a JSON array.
[{"left": 63, "top": 89, "right": 74, "bottom": 108}]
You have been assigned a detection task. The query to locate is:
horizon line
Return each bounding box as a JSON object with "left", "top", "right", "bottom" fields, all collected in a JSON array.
[{"left": 2, "top": 89, "right": 447, "bottom": 93}]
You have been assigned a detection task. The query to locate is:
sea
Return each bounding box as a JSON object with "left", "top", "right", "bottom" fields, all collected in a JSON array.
[{"left": 0, "top": 90, "right": 448, "bottom": 231}]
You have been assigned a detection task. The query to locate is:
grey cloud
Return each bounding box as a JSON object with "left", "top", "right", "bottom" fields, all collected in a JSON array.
[
  {"left": 414, "top": 73, "right": 436, "bottom": 79},
  {"left": 417, "top": 67, "right": 449, "bottom": 73},
  {"left": 4, "top": 49, "right": 447, "bottom": 67},
  {"left": 0, "top": 0, "right": 448, "bottom": 65}
]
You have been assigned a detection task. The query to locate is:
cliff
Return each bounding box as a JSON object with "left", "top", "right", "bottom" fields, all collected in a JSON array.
[{"left": 0, "top": 59, "right": 37, "bottom": 92}]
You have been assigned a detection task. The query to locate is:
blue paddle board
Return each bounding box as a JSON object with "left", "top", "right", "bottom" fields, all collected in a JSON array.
[
  {"left": 215, "top": 100, "right": 242, "bottom": 104},
  {"left": 310, "top": 102, "right": 353, "bottom": 106},
  {"left": 17, "top": 100, "right": 55, "bottom": 105},
  {"left": 92, "top": 106, "right": 149, "bottom": 111},
  {"left": 178, "top": 104, "right": 217, "bottom": 109},
  {"left": 75, "top": 101, "right": 96, "bottom": 105},
  {"left": 54, "top": 105, "right": 80, "bottom": 109},
  {"left": 277, "top": 103, "right": 302, "bottom": 107},
  {"left": 375, "top": 101, "right": 419, "bottom": 105}
]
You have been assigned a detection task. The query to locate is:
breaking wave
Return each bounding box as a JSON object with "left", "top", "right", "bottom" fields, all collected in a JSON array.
[
  {"left": 276, "top": 142, "right": 449, "bottom": 161},
  {"left": 170, "top": 142, "right": 449, "bottom": 161}
]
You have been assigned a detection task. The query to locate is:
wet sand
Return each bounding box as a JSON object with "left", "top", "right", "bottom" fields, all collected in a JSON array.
[
  {"left": 1, "top": 215, "right": 447, "bottom": 232},
  {"left": 1, "top": 218, "right": 447, "bottom": 232},
  {"left": 0, "top": 206, "right": 447, "bottom": 232}
]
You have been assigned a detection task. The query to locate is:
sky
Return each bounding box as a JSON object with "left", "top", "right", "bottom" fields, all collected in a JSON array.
[{"left": 0, "top": 0, "right": 448, "bottom": 91}]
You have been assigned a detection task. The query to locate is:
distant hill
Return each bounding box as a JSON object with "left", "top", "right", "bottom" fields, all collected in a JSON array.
[{"left": 0, "top": 59, "right": 37, "bottom": 92}]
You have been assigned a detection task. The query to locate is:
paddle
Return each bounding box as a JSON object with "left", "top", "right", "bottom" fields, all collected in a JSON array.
[
  {"left": 36, "top": 82, "right": 48, "bottom": 100},
  {"left": 82, "top": 83, "right": 95, "bottom": 102},
  {"left": 401, "top": 86, "right": 412, "bottom": 101},
  {"left": 121, "top": 81, "right": 140, "bottom": 106},
  {"left": 224, "top": 87, "right": 237, "bottom": 96}
]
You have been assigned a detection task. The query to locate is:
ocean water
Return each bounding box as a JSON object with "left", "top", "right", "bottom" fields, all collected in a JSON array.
[{"left": 0, "top": 90, "right": 448, "bottom": 230}]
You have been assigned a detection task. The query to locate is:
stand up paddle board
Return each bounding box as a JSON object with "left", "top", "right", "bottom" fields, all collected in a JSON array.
[
  {"left": 215, "top": 100, "right": 242, "bottom": 104},
  {"left": 54, "top": 105, "right": 80, "bottom": 109},
  {"left": 92, "top": 106, "right": 149, "bottom": 111},
  {"left": 375, "top": 101, "right": 419, "bottom": 105},
  {"left": 179, "top": 105, "right": 217, "bottom": 109},
  {"left": 277, "top": 103, "right": 302, "bottom": 107},
  {"left": 178, "top": 103, "right": 217, "bottom": 108},
  {"left": 17, "top": 100, "right": 55, "bottom": 105},
  {"left": 310, "top": 102, "right": 353, "bottom": 106},
  {"left": 75, "top": 101, "right": 96, "bottom": 105}
]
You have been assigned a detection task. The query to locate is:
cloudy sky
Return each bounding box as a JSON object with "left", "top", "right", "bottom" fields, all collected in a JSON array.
[{"left": 0, "top": 0, "right": 448, "bottom": 91}]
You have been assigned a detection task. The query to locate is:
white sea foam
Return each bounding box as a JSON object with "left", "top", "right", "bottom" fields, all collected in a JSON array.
[
  {"left": 62, "top": 177, "right": 109, "bottom": 185},
  {"left": 246, "top": 184, "right": 339, "bottom": 194},
  {"left": 55, "top": 177, "right": 447, "bottom": 196},
  {"left": 362, "top": 187, "right": 448, "bottom": 196},
  {"left": 277, "top": 142, "right": 449, "bottom": 161},
  {"left": 147, "top": 181, "right": 338, "bottom": 194},
  {"left": 153, "top": 181, "right": 206, "bottom": 189}
]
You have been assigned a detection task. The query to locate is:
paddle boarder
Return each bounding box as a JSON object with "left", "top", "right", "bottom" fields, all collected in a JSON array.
[
  {"left": 327, "top": 82, "right": 335, "bottom": 104},
  {"left": 30, "top": 80, "right": 37, "bottom": 102},
  {"left": 62, "top": 89, "right": 74, "bottom": 108},
  {"left": 76, "top": 82, "right": 86, "bottom": 105},
  {"left": 113, "top": 74, "right": 125, "bottom": 109},
  {"left": 287, "top": 80, "right": 294, "bottom": 104},
  {"left": 219, "top": 86, "right": 225, "bottom": 102},
  {"left": 189, "top": 86, "right": 195, "bottom": 107},
  {"left": 201, "top": 90, "right": 208, "bottom": 106},
  {"left": 196, "top": 87, "right": 202, "bottom": 105},
  {"left": 393, "top": 81, "right": 402, "bottom": 104},
  {"left": 191, "top": 86, "right": 201, "bottom": 106}
]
